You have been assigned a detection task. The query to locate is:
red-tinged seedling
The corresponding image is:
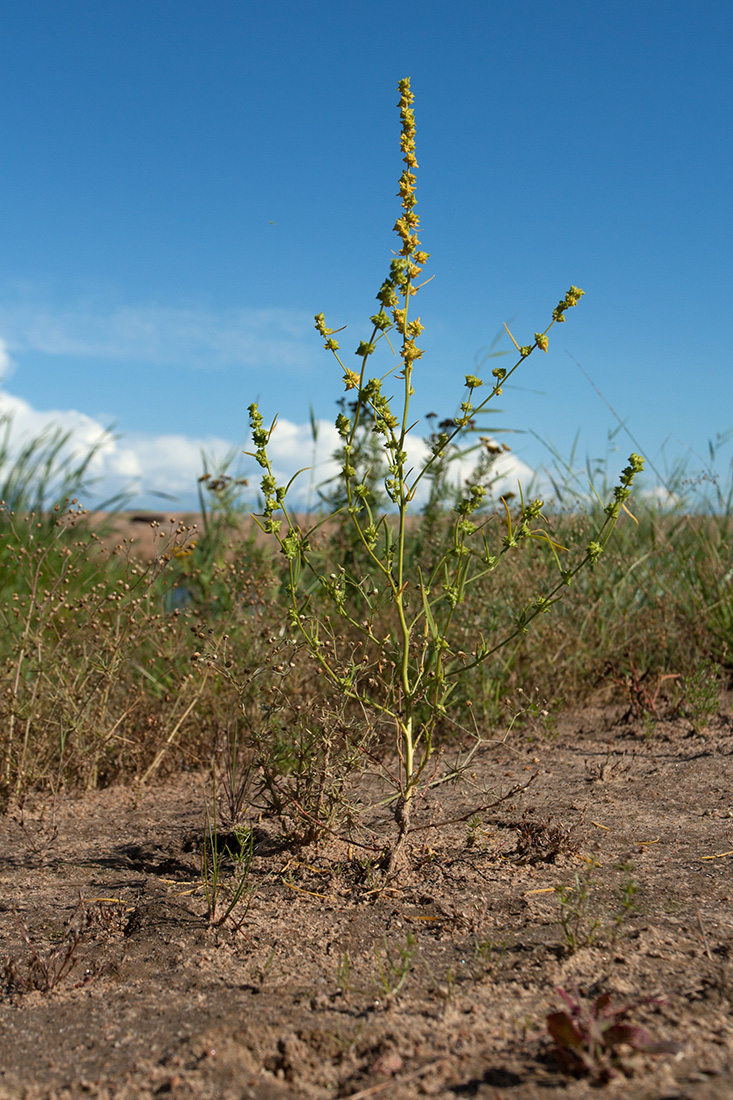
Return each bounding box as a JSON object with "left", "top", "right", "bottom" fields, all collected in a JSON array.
[{"left": 547, "top": 984, "right": 681, "bottom": 1082}]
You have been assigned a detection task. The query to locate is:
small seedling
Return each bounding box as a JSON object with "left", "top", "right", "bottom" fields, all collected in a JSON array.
[
  {"left": 251, "top": 943, "right": 279, "bottom": 990},
  {"left": 464, "top": 812, "right": 499, "bottom": 851},
  {"left": 372, "top": 932, "right": 417, "bottom": 1001},
  {"left": 612, "top": 861, "right": 638, "bottom": 940},
  {"left": 555, "top": 862, "right": 638, "bottom": 953},
  {"left": 555, "top": 870, "right": 600, "bottom": 952},
  {"left": 680, "top": 660, "right": 721, "bottom": 733},
  {"left": 470, "top": 936, "right": 506, "bottom": 980},
  {"left": 1, "top": 900, "right": 95, "bottom": 994},
  {"left": 546, "top": 985, "right": 680, "bottom": 1081},
  {"left": 423, "top": 958, "right": 459, "bottom": 1007},
  {"left": 200, "top": 790, "right": 255, "bottom": 928},
  {"left": 336, "top": 950, "right": 353, "bottom": 996}
]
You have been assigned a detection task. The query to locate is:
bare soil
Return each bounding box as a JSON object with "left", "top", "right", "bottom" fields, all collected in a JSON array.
[{"left": 1, "top": 704, "right": 732, "bottom": 1100}]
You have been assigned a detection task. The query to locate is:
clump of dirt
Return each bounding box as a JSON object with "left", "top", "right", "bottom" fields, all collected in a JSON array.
[{"left": 1, "top": 704, "right": 732, "bottom": 1099}]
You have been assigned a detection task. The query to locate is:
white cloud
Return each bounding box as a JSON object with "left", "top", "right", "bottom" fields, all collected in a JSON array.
[
  {"left": 0, "top": 334, "right": 536, "bottom": 512},
  {"left": 640, "top": 484, "right": 681, "bottom": 510},
  {"left": 0, "top": 375, "right": 345, "bottom": 510},
  {"left": 0, "top": 360, "right": 235, "bottom": 507}
]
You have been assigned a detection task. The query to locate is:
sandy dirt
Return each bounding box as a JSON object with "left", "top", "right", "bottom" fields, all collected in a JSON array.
[{"left": 1, "top": 703, "right": 732, "bottom": 1099}]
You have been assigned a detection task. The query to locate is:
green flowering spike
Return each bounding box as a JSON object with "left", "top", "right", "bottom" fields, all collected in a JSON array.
[
  {"left": 515, "top": 610, "right": 529, "bottom": 634},
  {"left": 361, "top": 378, "right": 382, "bottom": 400},
  {"left": 457, "top": 484, "right": 486, "bottom": 516},
  {"left": 464, "top": 374, "right": 483, "bottom": 389},
  {"left": 535, "top": 333, "right": 549, "bottom": 353},
  {"left": 370, "top": 311, "right": 393, "bottom": 331},
  {"left": 442, "top": 584, "right": 459, "bottom": 608},
  {"left": 377, "top": 281, "right": 398, "bottom": 307},
  {"left": 432, "top": 432, "right": 449, "bottom": 456},
  {"left": 376, "top": 409, "right": 398, "bottom": 431},
  {"left": 587, "top": 541, "right": 603, "bottom": 565},
  {"left": 390, "top": 257, "right": 410, "bottom": 284},
  {"left": 621, "top": 453, "right": 645, "bottom": 483},
  {"left": 281, "top": 532, "right": 301, "bottom": 561},
  {"left": 335, "top": 413, "right": 351, "bottom": 438}
]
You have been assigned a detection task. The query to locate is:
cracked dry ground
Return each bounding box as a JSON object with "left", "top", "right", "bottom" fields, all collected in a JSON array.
[{"left": 1, "top": 703, "right": 732, "bottom": 1100}]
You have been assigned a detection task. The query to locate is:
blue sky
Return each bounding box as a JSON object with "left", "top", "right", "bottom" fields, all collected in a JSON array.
[{"left": 0, "top": 1, "right": 731, "bottom": 509}]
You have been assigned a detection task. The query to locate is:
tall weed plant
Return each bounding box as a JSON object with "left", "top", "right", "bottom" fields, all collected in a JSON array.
[{"left": 247, "top": 79, "right": 643, "bottom": 869}]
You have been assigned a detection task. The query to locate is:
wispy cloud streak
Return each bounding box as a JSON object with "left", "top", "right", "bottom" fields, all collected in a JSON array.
[{"left": 0, "top": 299, "right": 317, "bottom": 369}]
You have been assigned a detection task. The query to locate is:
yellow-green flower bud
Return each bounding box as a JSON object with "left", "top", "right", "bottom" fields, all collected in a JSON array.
[
  {"left": 586, "top": 541, "right": 603, "bottom": 565},
  {"left": 370, "top": 311, "right": 392, "bottom": 331},
  {"left": 377, "top": 282, "right": 398, "bottom": 308}
]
